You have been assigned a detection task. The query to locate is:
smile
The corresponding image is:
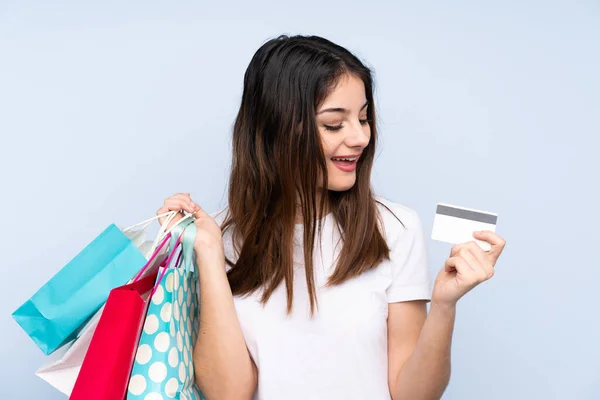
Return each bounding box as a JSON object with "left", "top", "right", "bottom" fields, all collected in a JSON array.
[{"left": 330, "top": 154, "right": 360, "bottom": 172}]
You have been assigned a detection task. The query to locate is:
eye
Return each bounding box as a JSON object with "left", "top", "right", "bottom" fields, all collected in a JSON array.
[
  {"left": 323, "top": 119, "right": 371, "bottom": 132},
  {"left": 323, "top": 124, "right": 343, "bottom": 132}
]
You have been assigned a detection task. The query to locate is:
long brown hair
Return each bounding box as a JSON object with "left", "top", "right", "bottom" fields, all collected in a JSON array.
[{"left": 222, "top": 34, "right": 391, "bottom": 314}]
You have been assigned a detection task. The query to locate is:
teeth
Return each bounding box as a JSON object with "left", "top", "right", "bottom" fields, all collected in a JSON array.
[{"left": 332, "top": 157, "right": 356, "bottom": 162}]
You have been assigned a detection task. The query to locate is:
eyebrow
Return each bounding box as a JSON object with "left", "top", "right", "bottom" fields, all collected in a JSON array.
[{"left": 317, "top": 100, "right": 368, "bottom": 115}]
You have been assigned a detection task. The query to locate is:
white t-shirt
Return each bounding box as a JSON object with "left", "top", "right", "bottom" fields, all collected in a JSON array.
[{"left": 209, "top": 196, "right": 433, "bottom": 400}]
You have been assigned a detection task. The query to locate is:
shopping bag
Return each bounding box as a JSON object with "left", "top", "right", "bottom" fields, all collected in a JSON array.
[
  {"left": 34, "top": 306, "right": 103, "bottom": 396},
  {"left": 70, "top": 227, "right": 187, "bottom": 400},
  {"left": 127, "top": 221, "right": 205, "bottom": 400},
  {"left": 12, "top": 210, "right": 191, "bottom": 356},
  {"left": 34, "top": 229, "right": 175, "bottom": 396},
  {"left": 12, "top": 224, "right": 148, "bottom": 355},
  {"left": 70, "top": 271, "right": 159, "bottom": 400}
]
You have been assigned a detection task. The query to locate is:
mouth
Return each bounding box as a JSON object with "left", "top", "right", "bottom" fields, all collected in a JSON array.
[{"left": 330, "top": 154, "right": 361, "bottom": 172}]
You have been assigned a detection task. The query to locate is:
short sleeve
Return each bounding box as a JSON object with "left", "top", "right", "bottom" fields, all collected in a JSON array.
[{"left": 385, "top": 209, "right": 434, "bottom": 303}]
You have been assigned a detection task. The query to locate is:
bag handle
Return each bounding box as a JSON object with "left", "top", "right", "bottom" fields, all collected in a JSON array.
[
  {"left": 150, "top": 219, "right": 197, "bottom": 295},
  {"left": 147, "top": 211, "right": 196, "bottom": 258},
  {"left": 174, "top": 218, "right": 197, "bottom": 275},
  {"left": 122, "top": 210, "right": 196, "bottom": 259},
  {"left": 122, "top": 211, "right": 174, "bottom": 233},
  {"left": 131, "top": 232, "right": 173, "bottom": 283},
  {"left": 151, "top": 234, "right": 184, "bottom": 296},
  {"left": 122, "top": 210, "right": 194, "bottom": 238}
]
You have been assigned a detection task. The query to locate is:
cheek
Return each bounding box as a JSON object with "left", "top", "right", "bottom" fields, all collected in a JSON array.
[{"left": 320, "top": 135, "right": 335, "bottom": 158}]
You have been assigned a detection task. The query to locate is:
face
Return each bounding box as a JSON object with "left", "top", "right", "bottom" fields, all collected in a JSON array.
[{"left": 316, "top": 73, "right": 371, "bottom": 191}]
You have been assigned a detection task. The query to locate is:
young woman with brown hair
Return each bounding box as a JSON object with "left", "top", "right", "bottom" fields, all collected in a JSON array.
[{"left": 156, "top": 34, "right": 506, "bottom": 400}]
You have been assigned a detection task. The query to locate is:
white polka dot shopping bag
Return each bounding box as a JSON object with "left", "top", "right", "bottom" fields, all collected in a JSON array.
[{"left": 127, "top": 220, "right": 206, "bottom": 400}]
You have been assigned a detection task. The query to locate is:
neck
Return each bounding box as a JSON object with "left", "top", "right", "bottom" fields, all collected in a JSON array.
[{"left": 294, "top": 191, "right": 329, "bottom": 224}]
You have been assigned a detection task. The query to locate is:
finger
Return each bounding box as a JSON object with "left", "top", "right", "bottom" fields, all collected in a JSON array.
[
  {"left": 465, "top": 241, "right": 495, "bottom": 277},
  {"left": 466, "top": 242, "right": 495, "bottom": 280},
  {"left": 464, "top": 241, "right": 493, "bottom": 268},
  {"left": 444, "top": 257, "right": 484, "bottom": 285},
  {"left": 155, "top": 207, "right": 182, "bottom": 228},
  {"left": 450, "top": 244, "right": 459, "bottom": 257},
  {"left": 450, "top": 242, "right": 473, "bottom": 258},
  {"left": 473, "top": 231, "right": 506, "bottom": 259},
  {"left": 171, "top": 193, "right": 199, "bottom": 211},
  {"left": 164, "top": 198, "right": 196, "bottom": 214},
  {"left": 444, "top": 256, "right": 473, "bottom": 275},
  {"left": 156, "top": 199, "right": 194, "bottom": 228},
  {"left": 193, "top": 204, "right": 209, "bottom": 219},
  {"left": 450, "top": 243, "right": 466, "bottom": 257},
  {"left": 456, "top": 247, "right": 480, "bottom": 273},
  {"left": 460, "top": 245, "right": 493, "bottom": 281},
  {"left": 156, "top": 204, "right": 172, "bottom": 215},
  {"left": 444, "top": 256, "right": 460, "bottom": 273}
]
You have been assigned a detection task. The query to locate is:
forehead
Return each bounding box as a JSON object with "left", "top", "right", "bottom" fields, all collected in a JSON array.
[{"left": 319, "top": 74, "right": 367, "bottom": 109}]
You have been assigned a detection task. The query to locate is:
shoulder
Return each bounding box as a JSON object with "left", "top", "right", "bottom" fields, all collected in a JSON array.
[
  {"left": 374, "top": 196, "right": 424, "bottom": 247},
  {"left": 375, "top": 197, "right": 432, "bottom": 302},
  {"left": 209, "top": 206, "right": 229, "bottom": 226},
  {"left": 209, "top": 206, "right": 233, "bottom": 245},
  {"left": 209, "top": 206, "right": 238, "bottom": 264}
]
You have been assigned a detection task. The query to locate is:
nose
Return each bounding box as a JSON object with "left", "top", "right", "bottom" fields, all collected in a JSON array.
[{"left": 345, "top": 120, "right": 370, "bottom": 149}]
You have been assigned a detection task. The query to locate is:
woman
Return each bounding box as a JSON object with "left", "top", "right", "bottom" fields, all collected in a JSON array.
[{"left": 156, "top": 34, "right": 506, "bottom": 400}]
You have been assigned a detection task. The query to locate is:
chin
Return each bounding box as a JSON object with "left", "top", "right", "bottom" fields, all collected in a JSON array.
[{"left": 327, "top": 175, "right": 357, "bottom": 192}]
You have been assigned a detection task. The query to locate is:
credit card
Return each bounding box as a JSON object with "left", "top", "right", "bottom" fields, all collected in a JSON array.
[{"left": 431, "top": 203, "right": 498, "bottom": 251}]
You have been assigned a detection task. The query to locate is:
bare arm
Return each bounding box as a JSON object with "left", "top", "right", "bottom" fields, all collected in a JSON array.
[
  {"left": 389, "top": 232, "right": 506, "bottom": 400},
  {"left": 388, "top": 300, "right": 454, "bottom": 400},
  {"left": 155, "top": 194, "right": 257, "bottom": 400},
  {"left": 193, "top": 250, "right": 258, "bottom": 399}
]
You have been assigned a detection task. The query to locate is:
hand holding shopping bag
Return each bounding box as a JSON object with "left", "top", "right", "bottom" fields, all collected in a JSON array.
[
  {"left": 129, "top": 208, "right": 197, "bottom": 260},
  {"left": 127, "top": 220, "right": 205, "bottom": 400},
  {"left": 33, "top": 210, "right": 196, "bottom": 396}
]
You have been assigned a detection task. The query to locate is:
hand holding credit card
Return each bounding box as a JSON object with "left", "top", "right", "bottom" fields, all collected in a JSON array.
[{"left": 431, "top": 203, "right": 498, "bottom": 251}]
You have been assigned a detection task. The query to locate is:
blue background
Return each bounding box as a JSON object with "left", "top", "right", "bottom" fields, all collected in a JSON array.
[{"left": 1, "top": 1, "right": 599, "bottom": 398}]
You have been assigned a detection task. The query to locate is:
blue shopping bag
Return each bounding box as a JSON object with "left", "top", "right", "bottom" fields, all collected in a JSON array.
[
  {"left": 13, "top": 223, "right": 148, "bottom": 355},
  {"left": 127, "top": 220, "right": 205, "bottom": 400}
]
